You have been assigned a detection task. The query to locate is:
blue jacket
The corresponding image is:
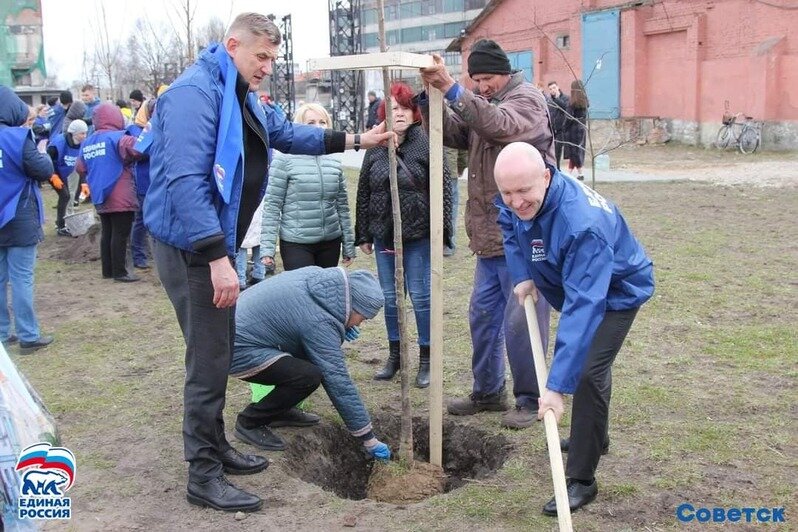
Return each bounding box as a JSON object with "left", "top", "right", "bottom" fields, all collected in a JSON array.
[
  {"left": 497, "top": 168, "right": 654, "bottom": 394},
  {"left": 126, "top": 123, "right": 151, "bottom": 195},
  {"left": 0, "top": 86, "right": 53, "bottom": 247},
  {"left": 231, "top": 266, "right": 373, "bottom": 439},
  {"left": 143, "top": 43, "right": 327, "bottom": 257}
]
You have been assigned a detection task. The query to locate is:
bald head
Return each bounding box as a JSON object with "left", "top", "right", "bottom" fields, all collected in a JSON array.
[{"left": 494, "top": 142, "right": 551, "bottom": 221}]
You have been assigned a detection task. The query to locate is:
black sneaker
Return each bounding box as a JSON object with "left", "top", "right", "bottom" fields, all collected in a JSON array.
[
  {"left": 267, "top": 407, "right": 320, "bottom": 428},
  {"left": 19, "top": 335, "right": 54, "bottom": 353},
  {"left": 234, "top": 422, "right": 286, "bottom": 451},
  {"left": 56, "top": 227, "right": 72, "bottom": 237}
]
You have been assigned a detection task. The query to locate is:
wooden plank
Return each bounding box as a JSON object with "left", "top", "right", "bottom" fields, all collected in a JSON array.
[
  {"left": 428, "top": 86, "right": 444, "bottom": 468},
  {"left": 308, "top": 51, "right": 434, "bottom": 71}
]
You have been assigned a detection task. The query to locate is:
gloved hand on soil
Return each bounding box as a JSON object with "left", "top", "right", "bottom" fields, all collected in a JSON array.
[
  {"left": 345, "top": 326, "right": 361, "bottom": 342},
  {"left": 364, "top": 439, "right": 391, "bottom": 461}
]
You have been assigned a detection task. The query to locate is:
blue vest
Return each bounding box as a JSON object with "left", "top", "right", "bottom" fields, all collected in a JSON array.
[
  {"left": 126, "top": 124, "right": 151, "bottom": 195},
  {"left": 80, "top": 130, "right": 126, "bottom": 205},
  {"left": 49, "top": 133, "right": 82, "bottom": 180},
  {"left": 0, "top": 127, "right": 44, "bottom": 229}
]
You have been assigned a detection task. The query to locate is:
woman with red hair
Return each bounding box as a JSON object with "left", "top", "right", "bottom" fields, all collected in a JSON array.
[{"left": 355, "top": 81, "right": 453, "bottom": 388}]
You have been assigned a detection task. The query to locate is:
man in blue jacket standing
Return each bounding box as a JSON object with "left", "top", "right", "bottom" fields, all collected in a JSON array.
[
  {"left": 144, "top": 12, "right": 393, "bottom": 513},
  {"left": 494, "top": 142, "right": 654, "bottom": 516}
]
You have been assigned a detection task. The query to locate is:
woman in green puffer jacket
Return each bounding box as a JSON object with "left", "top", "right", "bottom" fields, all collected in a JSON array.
[{"left": 260, "top": 104, "right": 356, "bottom": 271}]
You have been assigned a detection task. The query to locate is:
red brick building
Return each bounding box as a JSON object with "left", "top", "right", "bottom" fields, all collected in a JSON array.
[{"left": 447, "top": 0, "right": 798, "bottom": 149}]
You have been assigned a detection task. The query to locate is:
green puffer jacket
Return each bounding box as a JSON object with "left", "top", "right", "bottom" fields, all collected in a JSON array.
[{"left": 260, "top": 152, "right": 356, "bottom": 259}]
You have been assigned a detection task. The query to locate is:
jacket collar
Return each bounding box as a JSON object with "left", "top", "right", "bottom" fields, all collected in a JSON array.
[{"left": 491, "top": 71, "right": 526, "bottom": 103}]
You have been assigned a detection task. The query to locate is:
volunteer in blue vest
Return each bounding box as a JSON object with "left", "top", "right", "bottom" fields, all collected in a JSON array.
[
  {"left": 494, "top": 142, "right": 654, "bottom": 515},
  {"left": 0, "top": 86, "right": 56, "bottom": 352},
  {"left": 75, "top": 103, "right": 142, "bottom": 282},
  {"left": 48, "top": 90, "right": 72, "bottom": 141},
  {"left": 47, "top": 119, "right": 88, "bottom": 236},
  {"left": 143, "top": 12, "right": 395, "bottom": 514}
]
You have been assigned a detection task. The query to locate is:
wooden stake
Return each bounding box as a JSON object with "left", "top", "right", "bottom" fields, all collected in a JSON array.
[{"left": 524, "top": 295, "right": 573, "bottom": 532}]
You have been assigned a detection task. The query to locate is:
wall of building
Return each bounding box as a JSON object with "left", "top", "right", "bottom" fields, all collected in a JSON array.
[{"left": 455, "top": 0, "right": 798, "bottom": 149}]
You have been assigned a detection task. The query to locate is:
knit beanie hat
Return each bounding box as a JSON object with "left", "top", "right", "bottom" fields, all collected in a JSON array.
[
  {"left": 467, "top": 39, "right": 512, "bottom": 77},
  {"left": 59, "top": 90, "right": 73, "bottom": 105},
  {"left": 129, "top": 89, "right": 144, "bottom": 103},
  {"left": 348, "top": 270, "right": 384, "bottom": 319},
  {"left": 67, "top": 119, "right": 88, "bottom": 135}
]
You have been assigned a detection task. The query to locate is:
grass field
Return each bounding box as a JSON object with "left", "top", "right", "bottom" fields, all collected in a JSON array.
[{"left": 9, "top": 172, "right": 797, "bottom": 531}]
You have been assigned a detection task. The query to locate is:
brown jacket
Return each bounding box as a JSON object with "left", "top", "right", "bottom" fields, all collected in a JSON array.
[{"left": 425, "top": 72, "right": 555, "bottom": 257}]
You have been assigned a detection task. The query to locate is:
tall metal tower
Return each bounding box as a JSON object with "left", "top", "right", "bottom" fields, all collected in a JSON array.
[
  {"left": 328, "top": 0, "right": 363, "bottom": 132},
  {"left": 269, "top": 14, "right": 296, "bottom": 120}
]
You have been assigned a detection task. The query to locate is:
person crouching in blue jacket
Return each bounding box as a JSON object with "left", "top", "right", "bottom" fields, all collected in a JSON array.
[
  {"left": 494, "top": 142, "right": 654, "bottom": 516},
  {"left": 230, "top": 267, "right": 391, "bottom": 461}
]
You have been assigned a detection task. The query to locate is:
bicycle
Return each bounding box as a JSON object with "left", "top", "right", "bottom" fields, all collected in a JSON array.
[{"left": 715, "top": 110, "right": 761, "bottom": 154}]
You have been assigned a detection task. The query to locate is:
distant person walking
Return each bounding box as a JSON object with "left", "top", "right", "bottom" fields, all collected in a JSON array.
[{"left": 563, "top": 80, "right": 588, "bottom": 181}]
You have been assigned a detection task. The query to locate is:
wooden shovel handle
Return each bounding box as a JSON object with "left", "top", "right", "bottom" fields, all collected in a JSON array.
[{"left": 524, "top": 295, "right": 573, "bottom": 532}]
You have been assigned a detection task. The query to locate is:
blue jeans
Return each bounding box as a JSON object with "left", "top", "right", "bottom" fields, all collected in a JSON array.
[
  {"left": 469, "top": 256, "right": 551, "bottom": 408},
  {"left": 131, "top": 196, "right": 150, "bottom": 267},
  {"left": 0, "top": 245, "right": 40, "bottom": 342},
  {"left": 235, "top": 246, "right": 265, "bottom": 287},
  {"left": 374, "top": 238, "right": 431, "bottom": 346}
]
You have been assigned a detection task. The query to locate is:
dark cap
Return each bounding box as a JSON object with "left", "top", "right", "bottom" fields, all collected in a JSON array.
[
  {"left": 467, "top": 39, "right": 512, "bottom": 77},
  {"left": 59, "top": 90, "right": 73, "bottom": 105},
  {"left": 129, "top": 89, "right": 144, "bottom": 103}
]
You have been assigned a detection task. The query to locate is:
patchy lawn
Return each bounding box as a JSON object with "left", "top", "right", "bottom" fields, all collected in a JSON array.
[{"left": 10, "top": 156, "right": 796, "bottom": 531}]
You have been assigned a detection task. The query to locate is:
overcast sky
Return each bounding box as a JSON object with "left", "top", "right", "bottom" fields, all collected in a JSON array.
[{"left": 40, "top": 0, "right": 332, "bottom": 85}]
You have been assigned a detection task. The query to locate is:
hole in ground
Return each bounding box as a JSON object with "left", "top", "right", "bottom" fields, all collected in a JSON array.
[{"left": 281, "top": 411, "right": 510, "bottom": 500}]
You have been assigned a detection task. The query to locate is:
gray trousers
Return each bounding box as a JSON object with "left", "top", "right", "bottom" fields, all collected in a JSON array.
[
  {"left": 153, "top": 240, "right": 234, "bottom": 482},
  {"left": 565, "top": 307, "right": 639, "bottom": 481}
]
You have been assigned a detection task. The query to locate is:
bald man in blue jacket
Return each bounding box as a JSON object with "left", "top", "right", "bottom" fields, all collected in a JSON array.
[{"left": 494, "top": 142, "right": 654, "bottom": 516}]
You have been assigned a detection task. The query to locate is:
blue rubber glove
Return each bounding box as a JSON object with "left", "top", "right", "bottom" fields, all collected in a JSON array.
[
  {"left": 364, "top": 440, "right": 391, "bottom": 461},
  {"left": 345, "top": 326, "right": 361, "bottom": 342}
]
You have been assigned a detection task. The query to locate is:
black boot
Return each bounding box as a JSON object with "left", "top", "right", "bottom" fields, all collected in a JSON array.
[
  {"left": 374, "top": 340, "right": 400, "bottom": 380},
  {"left": 416, "top": 345, "right": 430, "bottom": 388}
]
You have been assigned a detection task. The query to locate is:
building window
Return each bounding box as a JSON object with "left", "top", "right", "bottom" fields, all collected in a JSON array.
[
  {"left": 363, "top": 32, "right": 379, "bottom": 48},
  {"left": 443, "top": 22, "right": 464, "bottom": 38},
  {"left": 385, "top": 5, "right": 398, "bottom": 21},
  {"left": 400, "top": 1, "right": 423, "bottom": 19},
  {"left": 401, "top": 26, "right": 424, "bottom": 43},
  {"left": 444, "top": 51, "right": 462, "bottom": 66},
  {"left": 387, "top": 30, "right": 399, "bottom": 45},
  {"left": 466, "top": 0, "right": 487, "bottom": 10},
  {"left": 444, "top": 0, "right": 465, "bottom": 13},
  {"left": 556, "top": 34, "right": 570, "bottom": 49},
  {"left": 362, "top": 8, "right": 377, "bottom": 25}
]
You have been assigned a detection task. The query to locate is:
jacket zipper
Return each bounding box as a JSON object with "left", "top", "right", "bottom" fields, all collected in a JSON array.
[{"left": 316, "top": 156, "right": 326, "bottom": 236}]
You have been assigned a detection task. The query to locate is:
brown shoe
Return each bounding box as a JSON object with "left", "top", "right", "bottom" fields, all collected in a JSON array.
[
  {"left": 447, "top": 386, "right": 509, "bottom": 416},
  {"left": 501, "top": 405, "right": 538, "bottom": 429}
]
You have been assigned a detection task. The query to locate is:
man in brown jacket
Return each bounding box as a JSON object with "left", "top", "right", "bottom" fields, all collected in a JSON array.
[{"left": 419, "top": 39, "right": 553, "bottom": 429}]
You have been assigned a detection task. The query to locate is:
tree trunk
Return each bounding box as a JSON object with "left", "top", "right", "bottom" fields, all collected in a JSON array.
[{"left": 377, "top": 0, "right": 413, "bottom": 465}]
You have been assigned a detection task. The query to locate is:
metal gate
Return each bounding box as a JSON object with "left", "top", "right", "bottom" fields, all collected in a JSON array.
[{"left": 581, "top": 9, "right": 620, "bottom": 119}]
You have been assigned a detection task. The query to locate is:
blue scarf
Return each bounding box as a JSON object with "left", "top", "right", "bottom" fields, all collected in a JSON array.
[{"left": 210, "top": 44, "right": 242, "bottom": 205}]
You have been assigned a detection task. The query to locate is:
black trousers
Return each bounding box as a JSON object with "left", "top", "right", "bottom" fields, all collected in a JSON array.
[
  {"left": 564, "top": 308, "right": 639, "bottom": 481},
  {"left": 237, "top": 356, "right": 322, "bottom": 429},
  {"left": 279, "top": 237, "right": 342, "bottom": 271},
  {"left": 554, "top": 138, "right": 565, "bottom": 170},
  {"left": 98, "top": 211, "right": 134, "bottom": 278},
  {"left": 52, "top": 182, "right": 70, "bottom": 229},
  {"left": 153, "top": 240, "right": 235, "bottom": 482}
]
